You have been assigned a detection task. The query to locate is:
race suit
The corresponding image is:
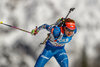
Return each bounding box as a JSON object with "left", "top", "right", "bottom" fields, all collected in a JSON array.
[{"left": 34, "top": 24, "right": 77, "bottom": 67}]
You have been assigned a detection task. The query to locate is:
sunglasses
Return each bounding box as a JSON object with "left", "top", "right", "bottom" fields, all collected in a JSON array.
[{"left": 66, "top": 28, "right": 74, "bottom": 32}]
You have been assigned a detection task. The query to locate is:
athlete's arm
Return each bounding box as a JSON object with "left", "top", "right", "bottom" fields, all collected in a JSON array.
[
  {"left": 37, "top": 24, "right": 53, "bottom": 32},
  {"left": 31, "top": 24, "right": 53, "bottom": 35}
]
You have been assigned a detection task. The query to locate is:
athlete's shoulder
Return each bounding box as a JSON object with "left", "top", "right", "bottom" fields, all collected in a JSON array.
[{"left": 52, "top": 26, "right": 61, "bottom": 38}]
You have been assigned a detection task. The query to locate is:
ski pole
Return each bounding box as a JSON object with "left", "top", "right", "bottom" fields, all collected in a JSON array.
[
  {"left": 0, "top": 21, "right": 31, "bottom": 34},
  {"left": 40, "top": 33, "right": 50, "bottom": 45}
]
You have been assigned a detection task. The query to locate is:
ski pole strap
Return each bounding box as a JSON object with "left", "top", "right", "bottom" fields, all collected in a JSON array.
[
  {"left": 31, "top": 29, "right": 35, "bottom": 34},
  {"left": 31, "top": 26, "right": 39, "bottom": 35}
]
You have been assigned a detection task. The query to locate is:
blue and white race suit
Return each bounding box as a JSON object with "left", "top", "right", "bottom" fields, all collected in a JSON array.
[{"left": 34, "top": 24, "right": 77, "bottom": 67}]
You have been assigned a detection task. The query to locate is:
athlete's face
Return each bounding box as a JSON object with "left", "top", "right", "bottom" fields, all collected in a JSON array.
[{"left": 64, "top": 27, "right": 74, "bottom": 37}]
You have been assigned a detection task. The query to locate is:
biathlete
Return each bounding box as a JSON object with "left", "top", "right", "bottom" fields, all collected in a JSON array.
[{"left": 31, "top": 18, "right": 77, "bottom": 67}]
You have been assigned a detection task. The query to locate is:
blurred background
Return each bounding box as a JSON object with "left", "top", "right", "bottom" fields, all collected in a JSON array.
[{"left": 0, "top": 0, "right": 100, "bottom": 67}]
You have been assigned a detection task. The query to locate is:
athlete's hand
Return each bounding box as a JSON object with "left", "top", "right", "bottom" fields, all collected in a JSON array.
[{"left": 31, "top": 26, "right": 39, "bottom": 35}]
